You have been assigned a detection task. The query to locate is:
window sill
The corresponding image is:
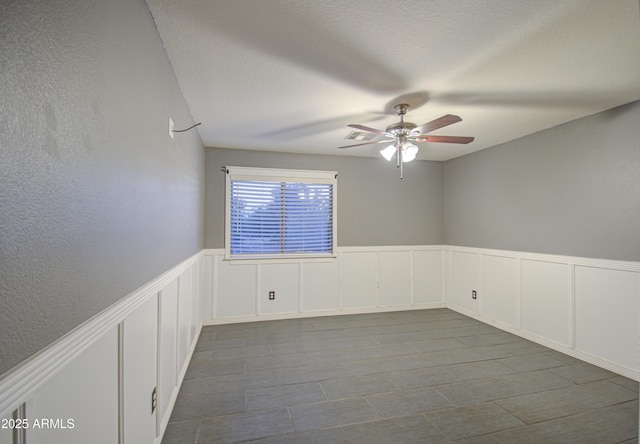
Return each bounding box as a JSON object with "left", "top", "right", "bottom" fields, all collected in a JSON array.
[{"left": 225, "top": 254, "right": 337, "bottom": 265}]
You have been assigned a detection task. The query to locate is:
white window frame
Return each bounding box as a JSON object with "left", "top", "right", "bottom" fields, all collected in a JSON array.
[{"left": 224, "top": 166, "right": 337, "bottom": 261}]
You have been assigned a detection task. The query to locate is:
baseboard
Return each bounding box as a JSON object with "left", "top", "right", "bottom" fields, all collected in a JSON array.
[{"left": 203, "top": 303, "right": 447, "bottom": 326}]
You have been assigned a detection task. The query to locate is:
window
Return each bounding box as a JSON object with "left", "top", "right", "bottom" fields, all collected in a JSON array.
[{"left": 225, "top": 167, "right": 337, "bottom": 260}]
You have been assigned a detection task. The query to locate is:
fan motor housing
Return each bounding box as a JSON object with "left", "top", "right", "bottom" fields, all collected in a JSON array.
[{"left": 386, "top": 121, "right": 418, "bottom": 135}]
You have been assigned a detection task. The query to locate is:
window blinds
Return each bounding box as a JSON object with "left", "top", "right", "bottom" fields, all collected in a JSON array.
[{"left": 225, "top": 167, "right": 336, "bottom": 259}]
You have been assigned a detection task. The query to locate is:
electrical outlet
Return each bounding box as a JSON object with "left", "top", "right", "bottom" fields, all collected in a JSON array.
[
  {"left": 472, "top": 290, "right": 477, "bottom": 300},
  {"left": 268, "top": 291, "right": 275, "bottom": 300},
  {"left": 151, "top": 386, "right": 157, "bottom": 413},
  {"left": 169, "top": 117, "right": 174, "bottom": 139}
]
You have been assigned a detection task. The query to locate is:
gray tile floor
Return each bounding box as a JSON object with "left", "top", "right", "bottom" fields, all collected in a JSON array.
[{"left": 162, "top": 309, "right": 638, "bottom": 443}]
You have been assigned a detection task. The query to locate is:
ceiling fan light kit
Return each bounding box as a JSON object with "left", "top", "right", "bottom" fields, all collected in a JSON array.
[
  {"left": 379, "top": 141, "right": 418, "bottom": 162},
  {"left": 380, "top": 145, "right": 396, "bottom": 161},
  {"left": 339, "top": 103, "right": 474, "bottom": 178},
  {"left": 402, "top": 143, "right": 418, "bottom": 162}
]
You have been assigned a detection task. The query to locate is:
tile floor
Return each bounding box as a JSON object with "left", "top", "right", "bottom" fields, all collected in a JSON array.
[{"left": 162, "top": 309, "right": 638, "bottom": 443}]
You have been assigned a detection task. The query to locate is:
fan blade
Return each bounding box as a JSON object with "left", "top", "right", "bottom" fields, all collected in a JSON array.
[
  {"left": 416, "top": 114, "right": 462, "bottom": 134},
  {"left": 338, "top": 140, "right": 390, "bottom": 149},
  {"left": 415, "top": 135, "right": 475, "bottom": 144},
  {"left": 347, "top": 124, "right": 388, "bottom": 136}
]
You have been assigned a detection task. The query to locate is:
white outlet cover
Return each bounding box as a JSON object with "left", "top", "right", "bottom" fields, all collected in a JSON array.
[{"left": 169, "top": 117, "right": 174, "bottom": 139}]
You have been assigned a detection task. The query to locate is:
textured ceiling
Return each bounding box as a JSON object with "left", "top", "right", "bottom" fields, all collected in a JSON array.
[{"left": 147, "top": 0, "right": 640, "bottom": 161}]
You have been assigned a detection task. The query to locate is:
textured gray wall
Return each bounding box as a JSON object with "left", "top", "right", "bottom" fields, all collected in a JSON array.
[
  {"left": 444, "top": 101, "right": 640, "bottom": 262},
  {"left": 205, "top": 148, "right": 444, "bottom": 248},
  {"left": 0, "top": 0, "right": 205, "bottom": 374}
]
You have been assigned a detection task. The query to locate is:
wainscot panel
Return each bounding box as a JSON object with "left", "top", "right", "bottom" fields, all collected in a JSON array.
[
  {"left": 157, "top": 278, "right": 179, "bottom": 435},
  {"left": 379, "top": 251, "right": 412, "bottom": 307},
  {"left": 189, "top": 262, "right": 202, "bottom": 344},
  {"left": 0, "top": 421, "right": 10, "bottom": 444},
  {"left": 413, "top": 250, "right": 444, "bottom": 305},
  {"left": 177, "top": 270, "right": 192, "bottom": 381},
  {"left": 123, "top": 295, "right": 158, "bottom": 444},
  {"left": 28, "top": 326, "right": 119, "bottom": 444},
  {"left": 574, "top": 266, "right": 639, "bottom": 370},
  {"left": 259, "top": 263, "right": 300, "bottom": 315},
  {"left": 341, "top": 251, "right": 379, "bottom": 309},
  {"left": 301, "top": 260, "right": 341, "bottom": 311},
  {"left": 481, "top": 255, "right": 519, "bottom": 328},
  {"left": 215, "top": 257, "right": 257, "bottom": 318},
  {"left": 449, "top": 251, "right": 481, "bottom": 313},
  {"left": 521, "top": 259, "right": 570, "bottom": 346}
]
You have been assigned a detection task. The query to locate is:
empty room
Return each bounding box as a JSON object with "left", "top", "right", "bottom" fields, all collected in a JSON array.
[{"left": 1, "top": 0, "right": 639, "bottom": 443}]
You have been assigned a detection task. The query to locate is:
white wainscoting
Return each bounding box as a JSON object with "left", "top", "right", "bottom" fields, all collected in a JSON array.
[
  {"left": 0, "top": 252, "right": 204, "bottom": 444},
  {"left": 446, "top": 246, "right": 640, "bottom": 381},
  {"left": 1, "top": 245, "right": 638, "bottom": 444},
  {"left": 203, "top": 246, "right": 446, "bottom": 324},
  {"left": 205, "top": 245, "right": 639, "bottom": 381}
]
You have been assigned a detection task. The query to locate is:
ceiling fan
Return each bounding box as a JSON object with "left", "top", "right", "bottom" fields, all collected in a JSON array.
[{"left": 338, "top": 103, "right": 474, "bottom": 178}]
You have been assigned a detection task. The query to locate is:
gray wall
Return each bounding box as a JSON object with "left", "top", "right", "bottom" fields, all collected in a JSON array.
[
  {"left": 444, "top": 101, "right": 640, "bottom": 262},
  {"left": 0, "top": 0, "right": 205, "bottom": 374},
  {"left": 205, "top": 148, "right": 444, "bottom": 248}
]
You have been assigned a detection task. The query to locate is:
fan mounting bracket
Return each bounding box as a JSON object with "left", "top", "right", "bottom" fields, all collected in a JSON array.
[{"left": 387, "top": 104, "right": 417, "bottom": 135}]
